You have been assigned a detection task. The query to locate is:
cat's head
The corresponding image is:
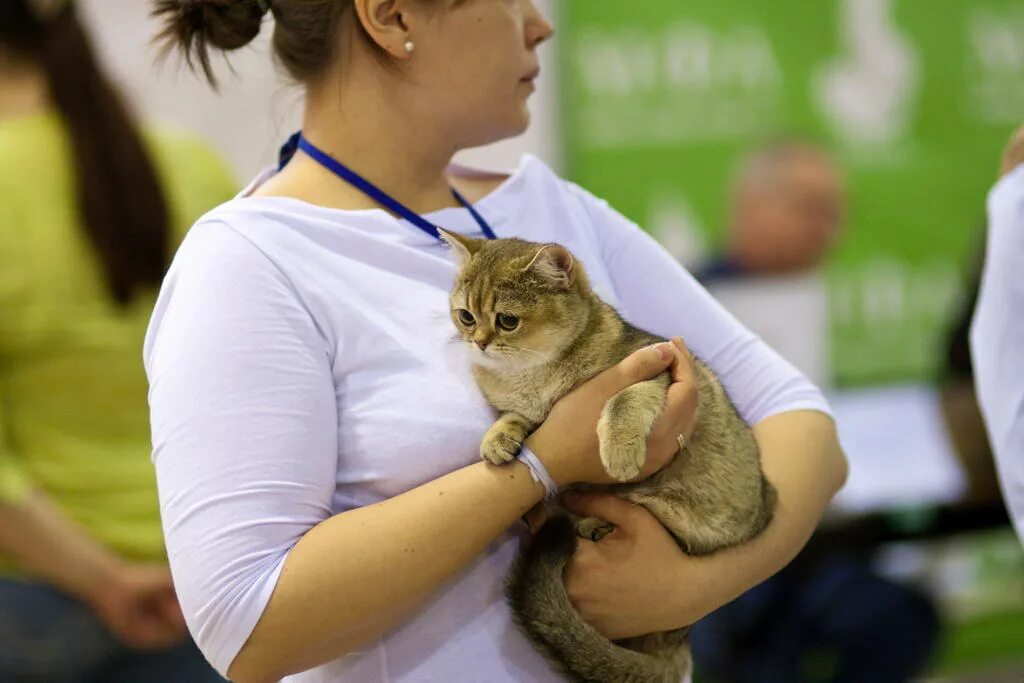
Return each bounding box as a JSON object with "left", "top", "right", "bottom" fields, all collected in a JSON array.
[{"left": 440, "top": 230, "right": 592, "bottom": 370}]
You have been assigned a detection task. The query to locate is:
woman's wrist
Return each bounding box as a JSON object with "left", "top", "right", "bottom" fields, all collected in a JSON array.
[
  {"left": 73, "top": 553, "right": 123, "bottom": 609},
  {"left": 516, "top": 445, "right": 559, "bottom": 499},
  {"left": 523, "top": 430, "right": 575, "bottom": 489},
  {"left": 0, "top": 490, "right": 123, "bottom": 606}
]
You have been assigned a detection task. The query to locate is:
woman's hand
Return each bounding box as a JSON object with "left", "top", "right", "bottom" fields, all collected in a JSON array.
[
  {"left": 87, "top": 561, "right": 188, "bottom": 650},
  {"left": 527, "top": 337, "right": 698, "bottom": 487},
  {"left": 0, "top": 491, "right": 187, "bottom": 650},
  {"left": 561, "top": 492, "right": 710, "bottom": 638}
]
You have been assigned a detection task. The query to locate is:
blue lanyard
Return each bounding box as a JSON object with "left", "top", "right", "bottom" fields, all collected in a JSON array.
[{"left": 277, "top": 132, "right": 497, "bottom": 242}]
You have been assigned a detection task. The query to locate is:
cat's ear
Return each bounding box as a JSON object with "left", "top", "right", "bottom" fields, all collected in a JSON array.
[
  {"left": 438, "top": 228, "right": 483, "bottom": 268},
  {"left": 525, "top": 244, "right": 574, "bottom": 289}
]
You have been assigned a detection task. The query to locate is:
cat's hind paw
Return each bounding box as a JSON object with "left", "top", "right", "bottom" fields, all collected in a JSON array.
[{"left": 576, "top": 516, "right": 615, "bottom": 541}]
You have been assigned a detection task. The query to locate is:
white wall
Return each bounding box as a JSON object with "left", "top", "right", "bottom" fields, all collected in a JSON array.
[{"left": 77, "top": 0, "right": 561, "bottom": 182}]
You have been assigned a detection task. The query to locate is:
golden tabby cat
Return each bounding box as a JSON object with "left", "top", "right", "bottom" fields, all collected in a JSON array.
[{"left": 441, "top": 230, "right": 775, "bottom": 683}]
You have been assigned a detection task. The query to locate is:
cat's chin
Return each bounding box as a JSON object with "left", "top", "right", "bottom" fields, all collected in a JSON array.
[{"left": 469, "top": 346, "right": 505, "bottom": 369}]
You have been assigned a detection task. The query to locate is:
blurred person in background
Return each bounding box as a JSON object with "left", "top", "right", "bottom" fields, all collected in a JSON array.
[
  {"left": 0, "top": 0, "right": 235, "bottom": 680},
  {"left": 971, "top": 124, "right": 1024, "bottom": 546},
  {"left": 695, "top": 141, "right": 845, "bottom": 387},
  {"left": 940, "top": 244, "right": 1003, "bottom": 508},
  {"left": 690, "top": 141, "right": 941, "bottom": 683}
]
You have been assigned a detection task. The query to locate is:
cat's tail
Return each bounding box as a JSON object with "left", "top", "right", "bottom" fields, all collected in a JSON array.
[{"left": 506, "top": 515, "right": 691, "bottom": 683}]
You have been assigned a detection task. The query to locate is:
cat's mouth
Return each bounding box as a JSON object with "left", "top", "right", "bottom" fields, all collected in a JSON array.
[{"left": 471, "top": 343, "right": 505, "bottom": 367}]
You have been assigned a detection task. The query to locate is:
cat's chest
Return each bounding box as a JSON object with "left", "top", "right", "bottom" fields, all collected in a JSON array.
[{"left": 476, "top": 368, "right": 577, "bottom": 425}]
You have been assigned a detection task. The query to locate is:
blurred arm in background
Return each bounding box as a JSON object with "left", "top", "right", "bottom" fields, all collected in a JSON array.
[
  {"left": 939, "top": 244, "right": 1003, "bottom": 508},
  {"left": 0, "top": 487, "right": 185, "bottom": 650}
]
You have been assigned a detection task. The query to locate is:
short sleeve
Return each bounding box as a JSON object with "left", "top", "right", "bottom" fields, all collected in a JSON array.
[
  {"left": 567, "top": 183, "right": 833, "bottom": 425},
  {"left": 144, "top": 220, "right": 338, "bottom": 675}
]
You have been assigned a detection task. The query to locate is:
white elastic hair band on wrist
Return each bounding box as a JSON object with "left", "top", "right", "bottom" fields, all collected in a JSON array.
[{"left": 517, "top": 444, "right": 558, "bottom": 499}]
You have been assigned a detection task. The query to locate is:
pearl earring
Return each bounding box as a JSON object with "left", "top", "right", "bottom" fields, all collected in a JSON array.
[{"left": 404, "top": 40, "right": 415, "bottom": 53}]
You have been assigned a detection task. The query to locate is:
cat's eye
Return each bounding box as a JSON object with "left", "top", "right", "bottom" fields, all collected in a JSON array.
[
  {"left": 496, "top": 313, "right": 520, "bottom": 331},
  {"left": 457, "top": 309, "right": 476, "bottom": 326}
]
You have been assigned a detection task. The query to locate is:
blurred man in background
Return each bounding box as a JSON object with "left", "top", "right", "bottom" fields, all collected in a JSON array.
[
  {"left": 691, "top": 141, "right": 941, "bottom": 683},
  {"left": 696, "top": 142, "right": 845, "bottom": 387}
]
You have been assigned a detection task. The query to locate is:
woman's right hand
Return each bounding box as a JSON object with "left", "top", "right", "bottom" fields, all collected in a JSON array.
[
  {"left": 87, "top": 561, "right": 188, "bottom": 650},
  {"left": 526, "top": 337, "right": 699, "bottom": 487}
]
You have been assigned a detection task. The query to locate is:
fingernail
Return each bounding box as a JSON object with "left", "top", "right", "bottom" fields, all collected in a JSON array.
[
  {"left": 656, "top": 343, "right": 672, "bottom": 361},
  {"left": 672, "top": 337, "right": 684, "bottom": 351}
]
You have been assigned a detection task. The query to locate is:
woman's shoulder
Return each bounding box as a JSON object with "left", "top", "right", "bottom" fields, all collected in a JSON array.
[
  {"left": 171, "top": 192, "right": 366, "bottom": 280},
  {"left": 166, "top": 210, "right": 298, "bottom": 304}
]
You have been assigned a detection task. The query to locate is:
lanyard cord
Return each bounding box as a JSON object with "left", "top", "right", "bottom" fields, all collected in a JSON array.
[{"left": 280, "top": 132, "right": 498, "bottom": 241}]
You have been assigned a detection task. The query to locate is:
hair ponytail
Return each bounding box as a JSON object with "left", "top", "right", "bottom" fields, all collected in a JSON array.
[{"left": 1, "top": 1, "right": 171, "bottom": 305}]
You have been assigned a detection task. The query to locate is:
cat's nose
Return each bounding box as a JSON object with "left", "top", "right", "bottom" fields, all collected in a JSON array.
[{"left": 476, "top": 340, "right": 489, "bottom": 351}]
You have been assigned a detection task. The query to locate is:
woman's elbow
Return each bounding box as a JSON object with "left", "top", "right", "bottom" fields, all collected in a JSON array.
[
  {"left": 227, "top": 647, "right": 283, "bottom": 683},
  {"left": 829, "top": 442, "right": 850, "bottom": 496},
  {"left": 819, "top": 420, "right": 849, "bottom": 498},
  {"left": 802, "top": 410, "right": 849, "bottom": 497}
]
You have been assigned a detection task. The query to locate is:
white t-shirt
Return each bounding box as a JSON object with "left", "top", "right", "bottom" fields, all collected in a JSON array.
[
  {"left": 144, "top": 154, "right": 832, "bottom": 681},
  {"left": 971, "top": 164, "right": 1024, "bottom": 545}
]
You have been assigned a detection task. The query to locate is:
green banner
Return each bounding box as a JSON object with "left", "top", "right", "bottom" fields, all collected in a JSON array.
[{"left": 561, "top": 0, "right": 1024, "bottom": 386}]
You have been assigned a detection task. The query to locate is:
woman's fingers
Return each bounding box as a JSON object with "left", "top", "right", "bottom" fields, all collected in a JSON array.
[
  {"left": 594, "top": 343, "right": 675, "bottom": 395},
  {"left": 667, "top": 336, "right": 695, "bottom": 384},
  {"left": 657, "top": 337, "right": 700, "bottom": 444}
]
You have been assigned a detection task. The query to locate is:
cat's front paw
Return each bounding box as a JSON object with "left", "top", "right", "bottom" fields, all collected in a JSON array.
[
  {"left": 480, "top": 426, "right": 522, "bottom": 466},
  {"left": 597, "top": 419, "right": 646, "bottom": 482}
]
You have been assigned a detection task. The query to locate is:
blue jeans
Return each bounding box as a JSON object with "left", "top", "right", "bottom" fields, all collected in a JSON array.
[
  {"left": 690, "top": 557, "right": 941, "bottom": 683},
  {"left": 0, "top": 578, "right": 224, "bottom": 683}
]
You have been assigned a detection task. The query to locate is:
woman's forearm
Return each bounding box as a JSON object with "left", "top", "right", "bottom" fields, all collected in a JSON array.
[
  {"left": 672, "top": 409, "right": 848, "bottom": 621},
  {"left": 229, "top": 459, "right": 545, "bottom": 683},
  {"left": 0, "top": 490, "right": 120, "bottom": 602}
]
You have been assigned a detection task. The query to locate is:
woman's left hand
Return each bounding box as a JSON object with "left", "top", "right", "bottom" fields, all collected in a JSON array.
[{"left": 561, "top": 492, "right": 709, "bottom": 639}]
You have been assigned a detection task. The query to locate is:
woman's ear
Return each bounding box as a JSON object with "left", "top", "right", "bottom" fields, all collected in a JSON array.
[{"left": 352, "top": 0, "right": 416, "bottom": 60}]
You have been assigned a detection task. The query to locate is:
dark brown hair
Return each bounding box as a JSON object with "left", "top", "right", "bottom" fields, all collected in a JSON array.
[
  {"left": 1, "top": 0, "right": 170, "bottom": 305},
  {"left": 154, "top": 0, "right": 352, "bottom": 87}
]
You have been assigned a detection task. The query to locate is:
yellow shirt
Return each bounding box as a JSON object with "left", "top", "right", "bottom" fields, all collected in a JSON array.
[{"left": 0, "top": 113, "right": 236, "bottom": 569}]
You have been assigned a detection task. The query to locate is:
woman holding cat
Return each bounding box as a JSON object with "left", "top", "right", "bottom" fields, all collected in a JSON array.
[{"left": 147, "top": 1, "right": 848, "bottom": 681}]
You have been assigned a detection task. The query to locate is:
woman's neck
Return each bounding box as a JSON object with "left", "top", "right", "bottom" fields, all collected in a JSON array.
[
  {"left": 257, "top": 69, "right": 466, "bottom": 214},
  {"left": 0, "top": 58, "right": 50, "bottom": 123}
]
